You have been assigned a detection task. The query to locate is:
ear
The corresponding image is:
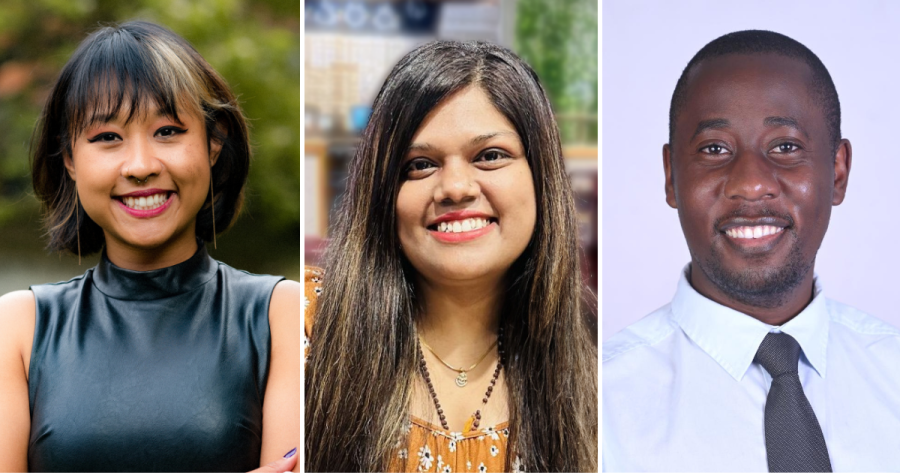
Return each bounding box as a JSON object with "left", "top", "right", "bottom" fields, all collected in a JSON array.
[
  {"left": 209, "top": 122, "right": 228, "bottom": 167},
  {"left": 209, "top": 140, "right": 223, "bottom": 167},
  {"left": 831, "top": 138, "right": 851, "bottom": 205},
  {"left": 63, "top": 151, "right": 76, "bottom": 180},
  {"left": 663, "top": 144, "right": 677, "bottom": 208}
]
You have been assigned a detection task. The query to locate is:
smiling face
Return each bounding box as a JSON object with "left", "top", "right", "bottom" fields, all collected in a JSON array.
[
  {"left": 396, "top": 86, "right": 537, "bottom": 286},
  {"left": 664, "top": 53, "right": 850, "bottom": 309},
  {"left": 65, "top": 104, "right": 219, "bottom": 267}
]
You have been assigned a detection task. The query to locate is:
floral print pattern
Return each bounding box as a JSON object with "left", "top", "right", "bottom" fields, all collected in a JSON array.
[{"left": 389, "top": 416, "right": 511, "bottom": 472}]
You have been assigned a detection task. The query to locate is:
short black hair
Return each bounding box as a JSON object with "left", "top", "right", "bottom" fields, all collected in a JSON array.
[
  {"left": 668, "top": 30, "right": 840, "bottom": 149},
  {"left": 31, "top": 21, "right": 251, "bottom": 255}
]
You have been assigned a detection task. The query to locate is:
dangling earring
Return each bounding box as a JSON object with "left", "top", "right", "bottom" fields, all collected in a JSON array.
[
  {"left": 209, "top": 160, "right": 217, "bottom": 250},
  {"left": 74, "top": 187, "right": 82, "bottom": 265}
]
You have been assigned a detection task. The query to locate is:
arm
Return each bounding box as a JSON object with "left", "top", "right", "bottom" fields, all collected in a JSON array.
[
  {"left": 259, "top": 280, "right": 302, "bottom": 472},
  {"left": 0, "top": 290, "right": 35, "bottom": 472}
]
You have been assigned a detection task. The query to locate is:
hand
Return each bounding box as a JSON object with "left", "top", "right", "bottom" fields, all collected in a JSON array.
[{"left": 249, "top": 447, "right": 297, "bottom": 473}]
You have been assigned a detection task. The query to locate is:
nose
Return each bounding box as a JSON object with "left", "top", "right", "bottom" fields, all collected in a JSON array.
[
  {"left": 120, "top": 138, "right": 163, "bottom": 183},
  {"left": 434, "top": 159, "right": 479, "bottom": 204},
  {"left": 723, "top": 150, "right": 780, "bottom": 201}
]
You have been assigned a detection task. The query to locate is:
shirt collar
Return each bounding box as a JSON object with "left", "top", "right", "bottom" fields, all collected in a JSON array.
[{"left": 670, "top": 265, "right": 829, "bottom": 381}]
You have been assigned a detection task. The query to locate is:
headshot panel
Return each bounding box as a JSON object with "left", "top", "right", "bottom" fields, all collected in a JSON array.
[
  {"left": 603, "top": 1, "right": 900, "bottom": 471},
  {"left": 603, "top": 0, "right": 900, "bottom": 339},
  {"left": 0, "top": 3, "right": 301, "bottom": 471},
  {"left": 303, "top": 1, "right": 598, "bottom": 471}
]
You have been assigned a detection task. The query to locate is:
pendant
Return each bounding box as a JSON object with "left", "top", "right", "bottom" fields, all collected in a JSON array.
[{"left": 455, "top": 371, "right": 468, "bottom": 387}]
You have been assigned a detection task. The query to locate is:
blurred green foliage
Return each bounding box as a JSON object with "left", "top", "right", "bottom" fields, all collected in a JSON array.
[
  {"left": 0, "top": 0, "right": 299, "bottom": 277},
  {"left": 516, "top": 0, "right": 597, "bottom": 144}
]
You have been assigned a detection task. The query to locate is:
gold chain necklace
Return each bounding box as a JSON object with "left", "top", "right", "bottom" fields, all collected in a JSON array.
[{"left": 419, "top": 337, "right": 498, "bottom": 387}]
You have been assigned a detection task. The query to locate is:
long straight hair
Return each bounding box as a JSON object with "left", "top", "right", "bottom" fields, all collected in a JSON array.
[{"left": 305, "top": 41, "right": 597, "bottom": 472}]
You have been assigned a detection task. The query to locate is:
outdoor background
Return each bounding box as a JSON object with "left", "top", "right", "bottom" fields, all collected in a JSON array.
[
  {"left": 603, "top": 0, "right": 900, "bottom": 339},
  {"left": 303, "top": 0, "right": 598, "bottom": 291},
  {"left": 0, "top": 0, "right": 301, "bottom": 294}
]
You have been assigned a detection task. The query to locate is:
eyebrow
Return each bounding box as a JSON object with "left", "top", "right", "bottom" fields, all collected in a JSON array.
[
  {"left": 691, "top": 118, "right": 730, "bottom": 140},
  {"left": 407, "top": 131, "right": 519, "bottom": 153},
  {"left": 407, "top": 142, "right": 435, "bottom": 153},
  {"left": 763, "top": 116, "right": 808, "bottom": 139}
]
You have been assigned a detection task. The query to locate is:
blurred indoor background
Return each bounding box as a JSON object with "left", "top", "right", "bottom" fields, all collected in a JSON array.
[
  {"left": 0, "top": 0, "right": 300, "bottom": 293},
  {"left": 304, "top": 0, "right": 597, "bottom": 290}
]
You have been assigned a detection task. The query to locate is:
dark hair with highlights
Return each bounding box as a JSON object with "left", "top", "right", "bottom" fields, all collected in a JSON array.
[
  {"left": 31, "top": 20, "right": 250, "bottom": 255},
  {"left": 669, "top": 30, "right": 841, "bottom": 149},
  {"left": 305, "top": 41, "right": 598, "bottom": 472}
]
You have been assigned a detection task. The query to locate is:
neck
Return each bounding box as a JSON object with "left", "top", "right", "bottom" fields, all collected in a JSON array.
[
  {"left": 415, "top": 274, "right": 504, "bottom": 361},
  {"left": 104, "top": 233, "right": 199, "bottom": 271},
  {"left": 689, "top": 262, "right": 816, "bottom": 326}
]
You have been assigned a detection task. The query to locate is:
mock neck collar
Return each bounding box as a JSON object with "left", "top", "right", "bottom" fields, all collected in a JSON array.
[
  {"left": 92, "top": 242, "right": 217, "bottom": 301},
  {"left": 670, "top": 265, "right": 829, "bottom": 381}
]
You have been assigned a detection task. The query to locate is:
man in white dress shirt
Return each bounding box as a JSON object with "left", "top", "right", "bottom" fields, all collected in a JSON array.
[{"left": 603, "top": 30, "right": 900, "bottom": 472}]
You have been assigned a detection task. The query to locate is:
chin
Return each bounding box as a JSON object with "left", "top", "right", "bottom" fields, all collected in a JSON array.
[
  {"left": 113, "top": 227, "right": 187, "bottom": 251},
  {"left": 700, "top": 248, "right": 813, "bottom": 309},
  {"left": 414, "top": 260, "right": 510, "bottom": 285},
  {"left": 443, "top": 267, "right": 503, "bottom": 282}
]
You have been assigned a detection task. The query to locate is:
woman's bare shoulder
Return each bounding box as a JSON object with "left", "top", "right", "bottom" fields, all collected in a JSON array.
[
  {"left": 268, "top": 278, "right": 302, "bottom": 353},
  {"left": 0, "top": 291, "right": 35, "bottom": 346},
  {"left": 269, "top": 279, "right": 302, "bottom": 322},
  {"left": 0, "top": 290, "right": 35, "bottom": 374},
  {"left": 0, "top": 290, "right": 35, "bottom": 311}
]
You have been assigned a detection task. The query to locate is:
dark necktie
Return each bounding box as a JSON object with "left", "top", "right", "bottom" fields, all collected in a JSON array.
[{"left": 755, "top": 332, "right": 832, "bottom": 472}]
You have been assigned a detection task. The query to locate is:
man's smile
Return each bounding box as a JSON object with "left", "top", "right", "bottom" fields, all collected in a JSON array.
[
  {"left": 715, "top": 213, "right": 793, "bottom": 251},
  {"left": 724, "top": 225, "right": 784, "bottom": 239}
]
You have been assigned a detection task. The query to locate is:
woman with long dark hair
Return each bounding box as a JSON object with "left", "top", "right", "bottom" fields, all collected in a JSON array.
[
  {"left": 0, "top": 21, "right": 299, "bottom": 471},
  {"left": 305, "top": 41, "right": 597, "bottom": 472}
]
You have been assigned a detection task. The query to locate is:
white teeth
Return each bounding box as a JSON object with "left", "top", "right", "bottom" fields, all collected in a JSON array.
[
  {"left": 725, "top": 225, "right": 784, "bottom": 239},
  {"left": 435, "top": 218, "right": 492, "bottom": 234},
  {"left": 121, "top": 193, "right": 168, "bottom": 211}
]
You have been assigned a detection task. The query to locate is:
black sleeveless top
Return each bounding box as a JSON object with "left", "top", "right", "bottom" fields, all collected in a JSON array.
[{"left": 28, "top": 245, "right": 283, "bottom": 471}]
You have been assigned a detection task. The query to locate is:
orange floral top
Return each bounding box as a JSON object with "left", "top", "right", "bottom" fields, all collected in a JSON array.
[{"left": 304, "top": 267, "right": 522, "bottom": 473}]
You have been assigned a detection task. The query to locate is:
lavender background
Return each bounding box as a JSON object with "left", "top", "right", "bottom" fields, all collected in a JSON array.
[{"left": 602, "top": 0, "right": 900, "bottom": 340}]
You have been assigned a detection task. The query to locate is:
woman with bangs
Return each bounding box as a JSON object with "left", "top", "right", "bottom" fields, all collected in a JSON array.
[
  {"left": 304, "top": 41, "right": 597, "bottom": 472},
  {"left": 0, "top": 21, "right": 299, "bottom": 472}
]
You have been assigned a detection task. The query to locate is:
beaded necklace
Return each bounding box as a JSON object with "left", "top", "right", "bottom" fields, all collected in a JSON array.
[{"left": 416, "top": 328, "right": 504, "bottom": 432}]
